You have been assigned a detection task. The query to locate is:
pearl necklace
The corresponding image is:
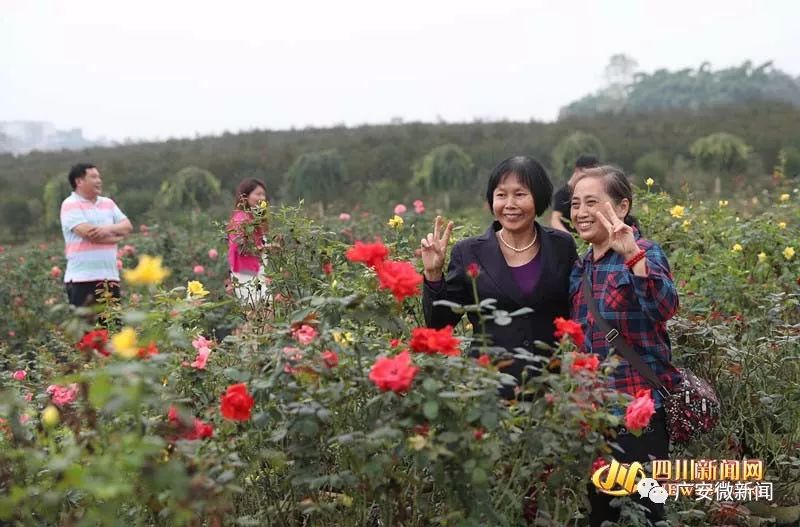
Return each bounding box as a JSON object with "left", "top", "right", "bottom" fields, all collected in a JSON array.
[{"left": 497, "top": 228, "right": 538, "bottom": 253}]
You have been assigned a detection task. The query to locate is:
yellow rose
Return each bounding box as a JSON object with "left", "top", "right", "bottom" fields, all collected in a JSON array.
[
  {"left": 757, "top": 252, "right": 767, "bottom": 263},
  {"left": 123, "top": 255, "right": 170, "bottom": 285},
  {"left": 682, "top": 220, "right": 691, "bottom": 232},
  {"left": 779, "top": 193, "right": 790, "bottom": 202},
  {"left": 783, "top": 247, "right": 795, "bottom": 260},
  {"left": 388, "top": 215, "right": 404, "bottom": 229},
  {"left": 42, "top": 405, "right": 60, "bottom": 427},
  {"left": 669, "top": 205, "right": 685, "bottom": 218},
  {"left": 187, "top": 280, "right": 209, "bottom": 298},
  {"left": 408, "top": 434, "right": 427, "bottom": 451},
  {"left": 731, "top": 244, "right": 743, "bottom": 253},
  {"left": 645, "top": 178, "right": 654, "bottom": 187},
  {"left": 778, "top": 222, "right": 787, "bottom": 230},
  {"left": 718, "top": 200, "right": 729, "bottom": 207},
  {"left": 111, "top": 327, "right": 139, "bottom": 359}
]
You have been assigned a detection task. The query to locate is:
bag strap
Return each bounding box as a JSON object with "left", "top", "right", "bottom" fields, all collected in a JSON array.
[{"left": 582, "top": 271, "right": 669, "bottom": 396}]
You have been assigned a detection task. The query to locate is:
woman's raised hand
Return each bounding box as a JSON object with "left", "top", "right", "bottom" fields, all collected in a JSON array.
[
  {"left": 420, "top": 215, "right": 454, "bottom": 281},
  {"left": 594, "top": 202, "right": 639, "bottom": 259}
]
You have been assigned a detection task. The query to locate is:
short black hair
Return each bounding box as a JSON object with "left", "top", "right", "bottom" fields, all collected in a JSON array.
[
  {"left": 574, "top": 154, "right": 600, "bottom": 169},
  {"left": 68, "top": 163, "right": 97, "bottom": 190},
  {"left": 485, "top": 156, "right": 553, "bottom": 216}
]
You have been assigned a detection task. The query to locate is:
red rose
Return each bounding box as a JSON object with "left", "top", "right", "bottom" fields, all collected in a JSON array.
[
  {"left": 571, "top": 352, "right": 600, "bottom": 374},
  {"left": 346, "top": 240, "right": 389, "bottom": 268},
  {"left": 410, "top": 326, "right": 460, "bottom": 357},
  {"left": 473, "top": 427, "right": 485, "bottom": 440},
  {"left": 220, "top": 383, "right": 255, "bottom": 421},
  {"left": 138, "top": 342, "right": 159, "bottom": 359},
  {"left": 476, "top": 354, "right": 491, "bottom": 367},
  {"left": 553, "top": 317, "right": 585, "bottom": 348},
  {"left": 77, "top": 329, "right": 110, "bottom": 356},
  {"left": 466, "top": 262, "right": 480, "bottom": 278},
  {"left": 321, "top": 350, "right": 339, "bottom": 368},
  {"left": 390, "top": 338, "right": 402, "bottom": 348},
  {"left": 368, "top": 350, "right": 418, "bottom": 393},
  {"left": 624, "top": 389, "right": 655, "bottom": 432},
  {"left": 375, "top": 260, "right": 423, "bottom": 303},
  {"left": 322, "top": 262, "right": 333, "bottom": 275},
  {"left": 167, "top": 406, "right": 213, "bottom": 441},
  {"left": 590, "top": 456, "right": 609, "bottom": 476}
]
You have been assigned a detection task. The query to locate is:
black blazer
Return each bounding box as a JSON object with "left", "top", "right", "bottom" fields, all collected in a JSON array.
[{"left": 423, "top": 221, "right": 578, "bottom": 398}]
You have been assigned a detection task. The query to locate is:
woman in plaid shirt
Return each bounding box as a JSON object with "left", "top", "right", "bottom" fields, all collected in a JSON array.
[{"left": 569, "top": 165, "right": 681, "bottom": 526}]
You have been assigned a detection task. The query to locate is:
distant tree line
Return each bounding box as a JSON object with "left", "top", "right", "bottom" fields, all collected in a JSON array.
[
  {"left": 560, "top": 55, "right": 800, "bottom": 118},
  {"left": 1, "top": 100, "right": 799, "bottom": 243}
]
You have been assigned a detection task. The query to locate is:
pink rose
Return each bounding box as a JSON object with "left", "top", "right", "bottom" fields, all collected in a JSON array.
[
  {"left": 292, "top": 324, "right": 318, "bottom": 346},
  {"left": 192, "top": 336, "right": 213, "bottom": 351},
  {"left": 121, "top": 244, "right": 136, "bottom": 256},
  {"left": 339, "top": 213, "right": 352, "bottom": 221},
  {"left": 46, "top": 384, "right": 80, "bottom": 407},
  {"left": 624, "top": 389, "right": 655, "bottom": 432},
  {"left": 191, "top": 347, "right": 211, "bottom": 369},
  {"left": 393, "top": 204, "right": 407, "bottom": 215},
  {"left": 413, "top": 199, "right": 425, "bottom": 214},
  {"left": 49, "top": 266, "right": 62, "bottom": 278},
  {"left": 193, "top": 265, "right": 205, "bottom": 275},
  {"left": 12, "top": 370, "right": 26, "bottom": 381},
  {"left": 282, "top": 346, "right": 304, "bottom": 374},
  {"left": 321, "top": 350, "right": 339, "bottom": 368},
  {"left": 208, "top": 249, "right": 218, "bottom": 260}
]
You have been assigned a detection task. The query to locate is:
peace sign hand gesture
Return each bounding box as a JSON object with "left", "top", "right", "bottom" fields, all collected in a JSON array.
[
  {"left": 594, "top": 202, "right": 639, "bottom": 259},
  {"left": 420, "top": 215, "right": 454, "bottom": 281}
]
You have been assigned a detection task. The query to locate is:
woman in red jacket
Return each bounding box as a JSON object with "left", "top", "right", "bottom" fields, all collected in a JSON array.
[{"left": 227, "top": 178, "right": 270, "bottom": 305}]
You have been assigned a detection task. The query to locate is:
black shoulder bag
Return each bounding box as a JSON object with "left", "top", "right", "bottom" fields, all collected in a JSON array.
[{"left": 582, "top": 272, "right": 719, "bottom": 443}]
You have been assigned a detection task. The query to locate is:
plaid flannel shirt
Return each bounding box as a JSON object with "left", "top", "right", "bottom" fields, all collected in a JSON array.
[{"left": 569, "top": 232, "right": 682, "bottom": 408}]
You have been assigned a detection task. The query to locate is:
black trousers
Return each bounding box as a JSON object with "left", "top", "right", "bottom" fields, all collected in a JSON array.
[
  {"left": 588, "top": 409, "right": 670, "bottom": 527},
  {"left": 65, "top": 280, "right": 121, "bottom": 308}
]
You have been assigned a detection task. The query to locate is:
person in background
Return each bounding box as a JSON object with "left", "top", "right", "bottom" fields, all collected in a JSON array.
[
  {"left": 550, "top": 154, "right": 600, "bottom": 233},
  {"left": 569, "top": 165, "right": 681, "bottom": 526},
  {"left": 227, "top": 178, "right": 271, "bottom": 306},
  {"left": 60, "top": 163, "right": 132, "bottom": 310},
  {"left": 421, "top": 155, "right": 578, "bottom": 399}
]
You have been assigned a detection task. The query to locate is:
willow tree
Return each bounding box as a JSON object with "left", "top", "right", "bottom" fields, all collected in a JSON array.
[
  {"left": 283, "top": 149, "right": 347, "bottom": 215},
  {"left": 550, "top": 132, "right": 606, "bottom": 183},
  {"left": 689, "top": 133, "right": 750, "bottom": 195},
  {"left": 42, "top": 175, "right": 73, "bottom": 231},
  {"left": 412, "top": 144, "right": 474, "bottom": 210},
  {"left": 156, "top": 166, "right": 222, "bottom": 211}
]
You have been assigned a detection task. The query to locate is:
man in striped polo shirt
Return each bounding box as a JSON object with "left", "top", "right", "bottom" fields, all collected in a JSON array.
[{"left": 60, "top": 163, "right": 132, "bottom": 310}]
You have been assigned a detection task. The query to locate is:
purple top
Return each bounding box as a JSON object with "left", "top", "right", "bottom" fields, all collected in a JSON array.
[
  {"left": 426, "top": 253, "right": 542, "bottom": 297},
  {"left": 509, "top": 253, "right": 542, "bottom": 297}
]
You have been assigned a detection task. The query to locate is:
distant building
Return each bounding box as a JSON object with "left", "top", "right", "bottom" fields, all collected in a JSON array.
[{"left": 0, "top": 121, "right": 95, "bottom": 155}]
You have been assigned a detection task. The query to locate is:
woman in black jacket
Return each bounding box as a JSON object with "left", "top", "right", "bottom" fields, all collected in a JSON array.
[{"left": 421, "top": 155, "right": 578, "bottom": 399}]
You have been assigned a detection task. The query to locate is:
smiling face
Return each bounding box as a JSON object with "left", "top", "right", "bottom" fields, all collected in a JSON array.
[
  {"left": 245, "top": 185, "right": 267, "bottom": 209},
  {"left": 75, "top": 167, "right": 102, "bottom": 199},
  {"left": 491, "top": 173, "right": 536, "bottom": 234},
  {"left": 570, "top": 175, "right": 629, "bottom": 244}
]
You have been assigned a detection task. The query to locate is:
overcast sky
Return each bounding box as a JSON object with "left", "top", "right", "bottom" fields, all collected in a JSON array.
[{"left": 2, "top": 0, "right": 798, "bottom": 141}]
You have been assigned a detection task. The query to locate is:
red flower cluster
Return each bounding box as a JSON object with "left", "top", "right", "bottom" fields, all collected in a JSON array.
[
  {"left": 346, "top": 241, "right": 423, "bottom": 303},
  {"left": 77, "top": 329, "right": 110, "bottom": 356},
  {"left": 346, "top": 240, "right": 389, "bottom": 268},
  {"left": 410, "top": 326, "right": 460, "bottom": 357},
  {"left": 571, "top": 352, "right": 600, "bottom": 374},
  {"left": 553, "top": 317, "right": 585, "bottom": 348},
  {"left": 375, "top": 260, "right": 423, "bottom": 303},
  {"left": 138, "top": 342, "right": 159, "bottom": 359},
  {"left": 220, "top": 383, "right": 255, "bottom": 421},
  {"left": 369, "top": 350, "right": 418, "bottom": 393},
  {"left": 167, "top": 406, "right": 213, "bottom": 441}
]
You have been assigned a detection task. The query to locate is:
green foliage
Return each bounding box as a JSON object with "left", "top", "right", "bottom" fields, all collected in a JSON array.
[
  {"left": 156, "top": 166, "right": 222, "bottom": 211},
  {"left": 550, "top": 131, "right": 606, "bottom": 181},
  {"left": 689, "top": 133, "right": 751, "bottom": 174},
  {"left": 283, "top": 149, "right": 347, "bottom": 212},
  {"left": 561, "top": 59, "right": 800, "bottom": 118},
  {"left": 0, "top": 197, "right": 33, "bottom": 241},
  {"left": 42, "top": 175, "right": 72, "bottom": 231},
  {"left": 412, "top": 144, "right": 474, "bottom": 209},
  {"left": 633, "top": 151, "right": 670, "bottom": 187},
  {"left": 781, "top": 146, "right": 800, "bottom": 178}
]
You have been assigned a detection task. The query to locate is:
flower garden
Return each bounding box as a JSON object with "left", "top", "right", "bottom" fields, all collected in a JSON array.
[{"left": 0, "top": 186, "right": 798, "bottom": 526}]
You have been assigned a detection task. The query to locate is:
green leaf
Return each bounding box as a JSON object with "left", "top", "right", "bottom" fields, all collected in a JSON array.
[
  {"left": 472, "top": 467, "right": 488, "bottom": 485},
  {"left": 89, "top": 374, "right": 112, "bottom": 409},
  {"left": 423, "top": 401, "right": 439, "bottom": 420}
]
